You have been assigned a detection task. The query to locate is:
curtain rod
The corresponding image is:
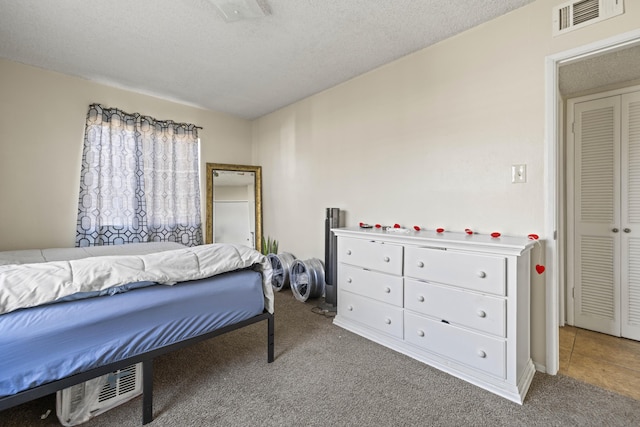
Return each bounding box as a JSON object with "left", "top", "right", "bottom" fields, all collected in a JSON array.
[{"left": 91, "top": 103, "right": 204, "bottom": 130}]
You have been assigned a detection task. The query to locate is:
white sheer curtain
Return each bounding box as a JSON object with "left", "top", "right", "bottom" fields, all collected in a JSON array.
[{"left": 76, "top": 104, "right": 202, "bottom": 247}]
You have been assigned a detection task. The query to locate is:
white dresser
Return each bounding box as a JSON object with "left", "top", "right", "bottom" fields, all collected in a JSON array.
[{"left": 332, "top": 227, "right": 536, "bottom": 403}]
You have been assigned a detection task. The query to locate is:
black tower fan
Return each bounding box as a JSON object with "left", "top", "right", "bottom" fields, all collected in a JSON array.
[{"left": 324, "top": 208, "right": 340, "bottom": 307}]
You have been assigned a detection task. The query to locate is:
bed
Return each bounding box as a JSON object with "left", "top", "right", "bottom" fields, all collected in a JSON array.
[{"left": 0, "top": 242, "right": 275, "bottom": 425}]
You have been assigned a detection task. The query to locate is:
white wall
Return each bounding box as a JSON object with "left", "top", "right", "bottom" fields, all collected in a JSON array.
[
  {"left": 252, "top": 0, "right": 640, "bottom": 367},
  {"left": 0, "top": 58, "right": 252, "bottom": 251}
]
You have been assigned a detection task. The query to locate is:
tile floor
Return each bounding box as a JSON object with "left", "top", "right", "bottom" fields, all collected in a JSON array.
[{"left": 559, "top": 325, "right": 640, "bottom": 400}]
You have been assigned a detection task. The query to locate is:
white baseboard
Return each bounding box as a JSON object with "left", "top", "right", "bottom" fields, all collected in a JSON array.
[{"left": 534, "top": 361, "right": 547, "bottom": 374}]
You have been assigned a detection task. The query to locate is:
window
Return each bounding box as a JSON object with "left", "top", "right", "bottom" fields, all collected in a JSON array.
[{"left": 76, "top": 104, "right": 202, "bottom": 247}]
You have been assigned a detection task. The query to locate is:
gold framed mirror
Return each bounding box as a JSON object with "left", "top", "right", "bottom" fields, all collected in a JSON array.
[{"left": 206, "top": 163, "right": 262, "bottom": 250}]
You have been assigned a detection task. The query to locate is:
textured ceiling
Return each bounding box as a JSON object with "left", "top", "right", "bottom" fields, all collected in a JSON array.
[
  {"left": 0, "top": 0, "right": 535, "bottom": 119},
  {"left": 559, "top": 44, "right": 640, "bottom": 97}
]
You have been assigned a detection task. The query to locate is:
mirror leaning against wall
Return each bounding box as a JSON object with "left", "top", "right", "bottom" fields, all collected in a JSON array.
[{"left": 206, "top": 163, "right": 262, "bottom": 251}]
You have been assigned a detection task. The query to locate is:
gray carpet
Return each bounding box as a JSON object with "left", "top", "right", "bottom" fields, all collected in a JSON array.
[{"left": 2, "top": 289, "right": 640, "bottom": 427}]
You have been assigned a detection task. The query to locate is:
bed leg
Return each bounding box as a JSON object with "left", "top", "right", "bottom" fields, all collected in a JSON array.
[
  {"left": 142, "top": 359, "right": 153, "bottom": 425},
  {"left": 268, "top": 313, "right": 274, "bottom": 363}
]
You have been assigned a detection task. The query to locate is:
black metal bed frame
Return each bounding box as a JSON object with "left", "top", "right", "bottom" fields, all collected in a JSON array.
[{"left": 0, "top": 310, "right": 274, "bottom": 425}]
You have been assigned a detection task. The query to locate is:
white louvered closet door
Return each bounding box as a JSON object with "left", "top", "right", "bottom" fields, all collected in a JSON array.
[
  {"left": 621, "top": 91, "right": 640, "bottom": 341},
  {"left": 573, "top": 96, "right": 621, "bottom": 336},
  {"left": 571, "top": 89, "right": 640, "bottom": 340}
]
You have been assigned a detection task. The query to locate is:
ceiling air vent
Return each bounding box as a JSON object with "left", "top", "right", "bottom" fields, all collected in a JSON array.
[
  {"left": 552, "top": 0, "right": 624, "bottom": 36},
  {"left": 207, "top": 0, "right": 270, "bottom": 22}
]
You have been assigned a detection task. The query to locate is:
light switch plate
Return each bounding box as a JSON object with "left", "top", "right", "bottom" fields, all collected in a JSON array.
[{"left": 512, "top": 164, "right": 526, "bottom": 183}]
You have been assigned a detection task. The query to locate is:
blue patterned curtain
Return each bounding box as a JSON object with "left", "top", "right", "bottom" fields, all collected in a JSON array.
[{"left": 76, "top": 104, "right": 203, "bottom": 247}]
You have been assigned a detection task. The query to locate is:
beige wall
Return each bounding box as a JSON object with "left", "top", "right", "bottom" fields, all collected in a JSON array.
[
  {"left": 252, "top": 0, "right": 640, "bottom": 368},
  {"left": 0, "top": 58, "right": 252, "bottom": 251},
  {"left": 214, "top": 186, "right": 249, "bottom": 201},
  {"left": 1, "top": 0, "right": 638, "bottom": 370}
]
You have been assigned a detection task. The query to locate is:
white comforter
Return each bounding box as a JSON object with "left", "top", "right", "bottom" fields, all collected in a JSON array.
[
  {"left": 0, "top": 242, "right": 185, "bottom": 266},
  {"left": 0, "top": 243, "right": 274, "bottom": 315}
]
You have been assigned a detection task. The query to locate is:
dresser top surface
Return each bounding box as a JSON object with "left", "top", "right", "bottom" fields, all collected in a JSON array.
[{"left": 332, "top": 227, "right": 536, "bottom": 254}]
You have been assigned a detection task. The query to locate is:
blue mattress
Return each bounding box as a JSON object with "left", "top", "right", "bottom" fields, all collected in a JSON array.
[{"left": 0, "top": 269, "right": 264, "bottom": 397}]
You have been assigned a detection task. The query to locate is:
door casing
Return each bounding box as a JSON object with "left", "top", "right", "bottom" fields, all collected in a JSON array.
[{"left": 544, "top": 29, "right": 640, "bottom": 375}]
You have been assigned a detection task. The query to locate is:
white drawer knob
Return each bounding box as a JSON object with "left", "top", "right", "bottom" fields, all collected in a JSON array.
[
  {"left": 477, "top": 271, "right": 487, "bottom": 278},
  {"left": 348, "top": 305, "right": 354, "bottom": 311},
  {"left": 417, "top": 330, "right": 425, "bottom": 337},
  {"left": 347, "top": 277, "right": 353, "bottom": 283},
  {"left": 346, "top": 249, "right": 352, "bottom": 255},
  {"left": 385, "top": 318, "right": 392, "bottom": 325},
  {"left": 477, "top": 310, "right": 486, "bottom": 318},
  {"left": 384, "top": 287, "right": 391, "bottom": 293},
  {"left": 417, "top": 295, "right": 425, "bottom": 302},
  {"left": 477, "top": 350, "right": 487, "bottom": 358},
  {"left": 417, "top": 261, "right": 424, "bottom": 268},
  {"left": 383, "top": 256, "right": 390, "bottom": 262}
]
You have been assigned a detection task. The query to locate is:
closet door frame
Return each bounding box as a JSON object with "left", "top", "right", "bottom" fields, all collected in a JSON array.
[{"left": 621, "top": 91, "right": 640, "bottom": 341}]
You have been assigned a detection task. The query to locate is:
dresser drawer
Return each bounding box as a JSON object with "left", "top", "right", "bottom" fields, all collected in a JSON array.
[
  {"left": 404, "top": 246, "right": 506, "bottom": 295},
  {"left": 404, "top": 312, "right": 506, "bottom": 378},
  {"left": 404, "top": 279, "right": 506, "bottom": 337},
  {"left": 339, "top": 264, "right": 403, "bottom": 307},
  {"left": 338, "top": 237, "right": 403, "bottom": 275},
  {"left": 338, "top": 291, "right": 403, "bottom": 339}
]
